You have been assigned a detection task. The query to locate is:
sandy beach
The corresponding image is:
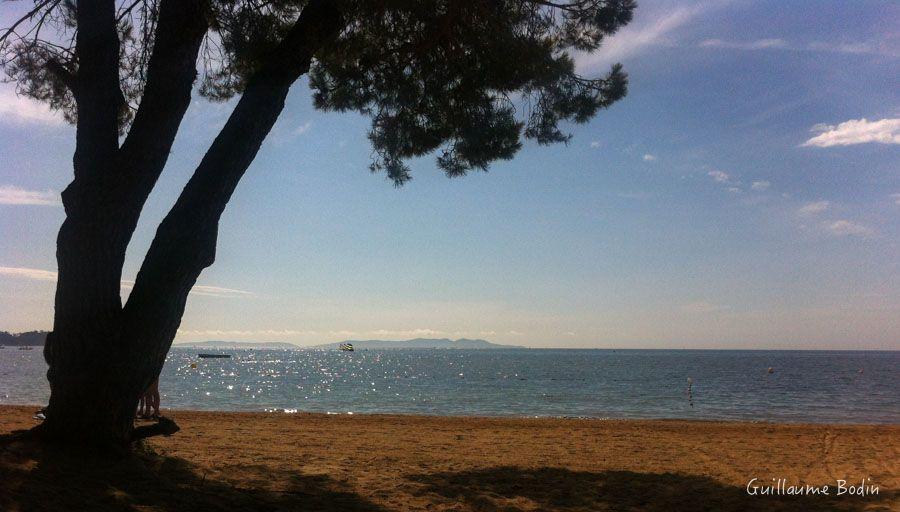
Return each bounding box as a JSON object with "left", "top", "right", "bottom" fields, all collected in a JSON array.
[{"left": 1, "top": 405, "right": 898, "bottom": 511}]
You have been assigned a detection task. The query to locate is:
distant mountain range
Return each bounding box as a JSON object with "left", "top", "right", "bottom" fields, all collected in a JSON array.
[
  {"left": 173, "top": 340, "right": 301, "bottom": 350},
  {"left": 313, "top": 338, "right": 523, "bottom": 350},
  {"left": 0, "top": 331, "right": 47, "bottom": 346},
  {"left": 2, "top": 333, "right": 522, "bottom": 350}
]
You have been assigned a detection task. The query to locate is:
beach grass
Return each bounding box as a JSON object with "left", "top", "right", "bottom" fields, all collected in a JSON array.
[{"left": 1, "top": 405, "right": 898, "bottom": 511}]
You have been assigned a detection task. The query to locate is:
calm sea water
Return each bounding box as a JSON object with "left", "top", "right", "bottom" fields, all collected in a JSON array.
[{"left": 1, "top": 348, "right": 897, "bottom": 423}]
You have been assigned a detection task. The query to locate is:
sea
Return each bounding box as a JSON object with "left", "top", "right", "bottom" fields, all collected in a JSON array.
[{"left": 1, "top": 347, "right": 897, "bottom": 424}]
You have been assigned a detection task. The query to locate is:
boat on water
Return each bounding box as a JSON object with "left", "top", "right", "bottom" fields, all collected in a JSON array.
[
  {"left": 339, "top": 343, "right": 354, "bottom": 352},
  {"left": 19, "top": 346, "right": 34, "bottom": 350},
  {"left": 197, "top": 353, "right": 231, "bottom": 359}
]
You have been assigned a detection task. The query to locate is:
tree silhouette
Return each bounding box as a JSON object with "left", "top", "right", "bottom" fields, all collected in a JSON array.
[{"left": 1, "top": 0, "right": 633, "bottom": 447}]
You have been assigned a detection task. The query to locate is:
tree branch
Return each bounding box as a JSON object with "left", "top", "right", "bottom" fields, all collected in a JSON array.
[
  {"left": 66, "top": 0, "right": 121, "bottom": 188},
  {"left": 121, "top": 0, "right": 343, "bottom": 377},
  {"left": 0, "top": 0, "right": 59, "bottom": 47},
  {"left": 44, "top": 57, "right": 77, "bottom": 95},
  {"left": 117, "top": 0, "right": 209, "bottom": 211}
]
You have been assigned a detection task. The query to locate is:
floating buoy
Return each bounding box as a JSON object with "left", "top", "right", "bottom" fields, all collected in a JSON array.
[{"left": 767, "top": 367, "right": 774, "bottom": 374}]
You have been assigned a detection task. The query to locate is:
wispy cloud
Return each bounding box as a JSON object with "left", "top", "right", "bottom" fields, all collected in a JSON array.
[
  {"left": 699, "top": 38, "right": 788, "bottom": 50},
  {"left": 0, "top": 266, "right": 254, "bottom": 298},
  {"left": 0, "top": 88, "right": 63, "bottom": 126},
  {"left": 293, "top": 121, "right": 312, "bottom": 135},
  {"left": 798, "top": 200, "right": 829, "bottom": 216},
  {"left": 642, "top": 153, "right": 657, "bottom": 161},
  {"left": 189, "top": 285, "right": 256, "bottom": 298},
  {"left": 589, "top": 140, "right": 602, "bottom": 148},
  {"left": 707, "top": 170, "right": 731, "bottom": 183},
  {"left": 750, "top": 180, "right": 771, "bottom": 191},
  {"left": 806, "top": 40, "right": 898, "bottom": 57},
  {"left": 0, "top": 266, "right": 57, "bottom": 281},
  {"left": 802, "top": 118, "right": 900, "bottom": 148},
  {"left": 699, "top": 38, "right": 898, "bottom": 57},
  {"left": 0, "top": 185, "right": 61, "bottom": 206},
  {"left": 892, "top": 193, "right": 900, "bottom": 206},
  {"left": 575, "top": 2, "right": 720, "bottom": 72},
  {"left": 826, "top": 220, "right": 875, "bottom": 237}
]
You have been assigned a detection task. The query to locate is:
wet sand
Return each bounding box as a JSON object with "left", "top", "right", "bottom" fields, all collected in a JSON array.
[{"left": 1, "top": 405, "right": 898, "bottom": 511}]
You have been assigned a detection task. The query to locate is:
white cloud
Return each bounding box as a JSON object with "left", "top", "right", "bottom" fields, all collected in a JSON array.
[
  {"left": 707, "top": 170, "right": 730, "bottom": 183},
  {"left": 798, "top": 201, "right": 829, "bottom": 216},
  {"left": 0, "top": 185, "right": 61, "bottom": 206},
  {"left": 807, "top": 40, "right": 898, "bottom": 57},
  {"left": 184, "top": 285, "right": 255, "bottom": 298},
  {"left": 0, "top": 87, "right": 63, "bottom": 126},
  {"left": 0, "top": 266, "right": 253, "bottom": 298},
  {"left": 699, "top": 38, "right": 897, "bottom": 57},
  {"left": 293, "top": 121, "right": 312, "bottom": 135},
  {"left": 574, "top": 2, "right": 719, "bottom": 72},
  {"left": 642, "top": 153, "right": 657, "bottom": 161},
  {"left": 826, "top": 220, "right": 875, "bottom": 237},
  {"left": 699, "top": 38, "right": 789, "bottom": 50},
  {"left": 802, "top": 118, "right": 900, "bottom": 148},
  {"left": 751, "top": 180, "right": 771, "bottom": 191},
  {"left": 589, "top": 140, "right": 602, "bottom": 148},
  {"left": 0, "top": 266, "right": 58, "bottom": 281}
]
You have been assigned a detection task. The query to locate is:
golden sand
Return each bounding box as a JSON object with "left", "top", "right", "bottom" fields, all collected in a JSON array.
[{"left": 1, "top": 405, "right": 898, "bottom": 511}]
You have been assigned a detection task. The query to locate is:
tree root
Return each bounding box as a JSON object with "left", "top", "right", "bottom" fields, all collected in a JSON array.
[{"left": 131, "top": 416, "right": 180, "bottom": 442}]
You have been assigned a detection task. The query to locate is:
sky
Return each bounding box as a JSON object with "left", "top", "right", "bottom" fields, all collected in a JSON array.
[{"left": 1, "top": 0, "right": 898, "bottom": 349}]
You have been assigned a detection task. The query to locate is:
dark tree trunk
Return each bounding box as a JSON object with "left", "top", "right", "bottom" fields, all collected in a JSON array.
[
  {"left": 37, "top": 0, "right": 343, "bottom": 448},
  {"left": 38, "top": 0, "right": 209, "bottom": 447}
]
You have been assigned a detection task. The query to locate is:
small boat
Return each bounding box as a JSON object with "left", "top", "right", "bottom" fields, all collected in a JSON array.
[
  {"left": 339, "top": 343, "right": 354, "bottom": 352},
  {"left": 19, "top": 346, "right": 34, "bottom": 351},
  {"left": 197, "top": 353, "right": 231, "bottom": 359}
]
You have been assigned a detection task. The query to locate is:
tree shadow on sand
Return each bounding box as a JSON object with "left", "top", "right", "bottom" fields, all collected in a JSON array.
[
  {"left": 0, "top": 433, "right": 385, "bottom": 512},
  {"left": 406, "top": 466, "right": 898, "bottom": 512}
]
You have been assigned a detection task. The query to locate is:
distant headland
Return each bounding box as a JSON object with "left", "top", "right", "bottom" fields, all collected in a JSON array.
[
  {"left": 173, "top": 338, "right": 523, "bottom": 350},
  {"left": 173, "top": 340, "right": 301, "bottom": 350},
  {"left": 0, "top": 331, "right": 47, "bottom": 346},
  {"left": 2, "top": 332, "right": 523, "bottom": 350},
  {"left": 312, "top": 338, "right": 523, "bottom": 350}
]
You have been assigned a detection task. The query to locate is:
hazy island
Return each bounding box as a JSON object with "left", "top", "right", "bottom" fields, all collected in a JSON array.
[
  {"left": 173, "top": 340, "right": 301, "bottom": 350},
  {"left": 0, "top": 331, "right": 47, "bottom": 346},
  {"left": 3, "top": 334, "right": 521, "bottom": 351},
  {"left": 313, "top": 338, "right": 524, "bottom": 350},
  {"left": 172, "top": 338, "right": 523, "bottom": 350}
]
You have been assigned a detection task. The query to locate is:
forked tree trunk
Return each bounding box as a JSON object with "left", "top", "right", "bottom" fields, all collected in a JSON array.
[
  {"left": 35, "top": 0, "right": 208, "bottom": 447},
  {"left": 34, "top": 0, "right": 343, "bottom": 448}
]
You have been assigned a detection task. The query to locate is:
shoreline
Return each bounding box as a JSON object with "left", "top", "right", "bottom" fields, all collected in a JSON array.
[
  {"left": 3, "top": 405, "right": 898, "bottom": 511},
  {"left": 3, "top": 403, "right": 898, "bottom": 427},
  {"left": 5, "top": 344, "right": 900, "bottom": 351}
]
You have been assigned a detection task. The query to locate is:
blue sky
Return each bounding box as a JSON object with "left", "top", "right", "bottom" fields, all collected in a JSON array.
[{"left": 1, "top": 0, "right": 898, "bottom": 349}]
